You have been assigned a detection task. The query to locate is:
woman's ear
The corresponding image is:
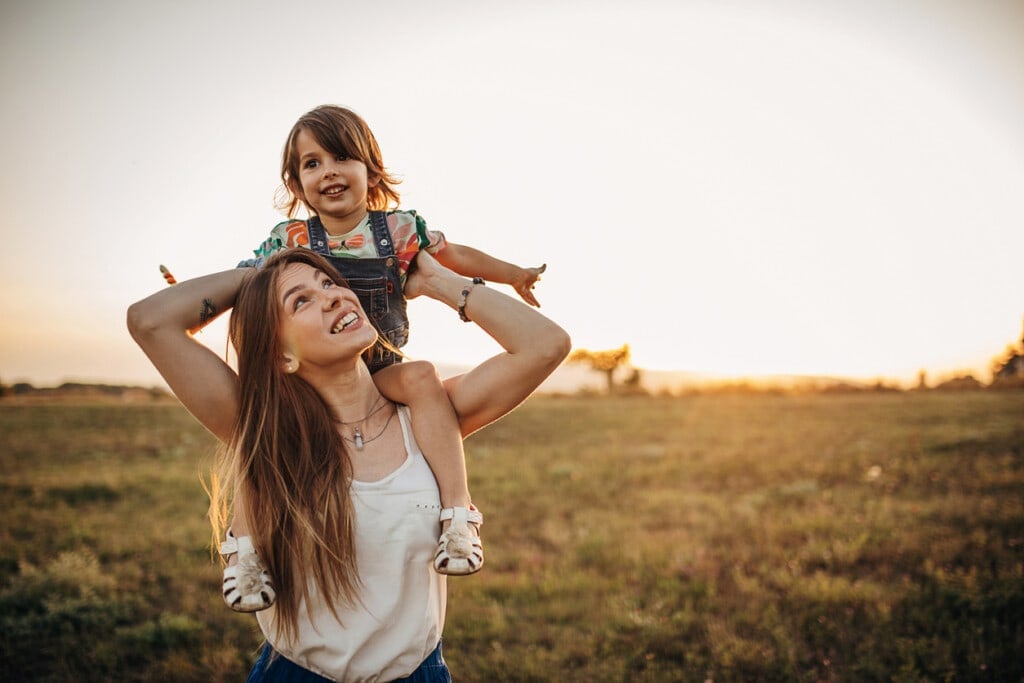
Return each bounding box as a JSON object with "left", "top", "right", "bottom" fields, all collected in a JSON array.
[
  {"left": 367, "top": 173, "right": 380, "bottom": 188},
  {"left": 282, "top": 354, "right": 300, "bottom": 374}
]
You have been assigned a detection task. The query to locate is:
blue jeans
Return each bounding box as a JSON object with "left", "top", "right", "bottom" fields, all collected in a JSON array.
[{"left": 246, "top": 641, "right": 451, "bottom": 683}]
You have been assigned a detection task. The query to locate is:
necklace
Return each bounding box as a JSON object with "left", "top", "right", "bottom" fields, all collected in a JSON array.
[
  {"left": 339, "top": 393, "right": 387, "bottom": 426},
  {"left": 342, "top": 403, "right": 393, "bottom": 450},
  {"left": 342, "top": 393, "right": 389, "bottom": 450}
]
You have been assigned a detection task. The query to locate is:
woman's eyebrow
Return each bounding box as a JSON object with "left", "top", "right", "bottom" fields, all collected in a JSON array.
[
  {"left": 281, "top": 283, "right": 305, "bottom": 305},
  {"left": 281, "top": 271, "right": 330, "bottom": 305}
]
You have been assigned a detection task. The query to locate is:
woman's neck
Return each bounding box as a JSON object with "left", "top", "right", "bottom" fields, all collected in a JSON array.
[{"left": 312, "top": 363, "right": 381, "bottom": 423}]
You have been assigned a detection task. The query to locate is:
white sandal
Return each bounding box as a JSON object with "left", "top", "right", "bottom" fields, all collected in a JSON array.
[
  {"left": 434, "top": 507, "right": 484, "bottom": 576},
  {"left": 220, "top": 530, "right": 276, "bottom": 612}
]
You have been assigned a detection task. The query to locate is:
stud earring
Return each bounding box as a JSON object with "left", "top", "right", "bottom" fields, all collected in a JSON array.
[{"left": 284, "top": 358, "right": 300, "bottom": 374}]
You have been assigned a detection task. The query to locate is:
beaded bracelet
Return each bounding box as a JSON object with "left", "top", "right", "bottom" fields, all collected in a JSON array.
[{"left": 458, "top": 277, "right": 485, "bottom": 322}]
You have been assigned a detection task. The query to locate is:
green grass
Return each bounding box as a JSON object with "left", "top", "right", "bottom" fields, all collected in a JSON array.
[{"left": 1, "top": 392, "right": 1022, "bottom": 681}]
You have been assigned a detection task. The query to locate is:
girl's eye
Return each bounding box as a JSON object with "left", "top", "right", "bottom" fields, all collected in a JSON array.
[
  {"left": 293, "top": 295, "right": 309, "bottom": 311},
  {"left": 336, "top": 155, "right": 349, "bottom": 162},
  {"left": 303, "top": 159, "right": 319, "bottom": 170},
  {"left": 321, "top": 278, "right": 335, "bottom": 289}
]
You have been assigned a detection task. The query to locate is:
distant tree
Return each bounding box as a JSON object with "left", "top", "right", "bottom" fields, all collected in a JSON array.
[
  {"left": 870, "top": 379, "right": 901, "bottom": 393},
  {"left": 935, "top": 374, "right": 984, "bottom": 392},
  {"left": 991, "top": 317, "right": 1024, "bottom": 388},
  {"left": 568, "top": 344, "right": 632, "bottom": 394}
]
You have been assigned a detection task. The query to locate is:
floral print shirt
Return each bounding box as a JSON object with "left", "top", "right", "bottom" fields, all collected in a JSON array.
[{"left": 245, "top": 210, "right": 447, "bottom": 287}]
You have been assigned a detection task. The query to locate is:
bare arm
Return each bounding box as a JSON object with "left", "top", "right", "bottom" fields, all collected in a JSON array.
[
  {"left": 434, "top": 242, "right": 547, "bottom": 307},
  {"left": 126, "top": 268, "right": 251, "bottom": 442},
  {"left": 405, "top": 251, "right": 571, "bottom": 437}
]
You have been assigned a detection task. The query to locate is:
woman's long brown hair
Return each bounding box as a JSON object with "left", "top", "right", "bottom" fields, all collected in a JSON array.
[{"left": 210, "top": 249, "right": 368, "bottom": 643}]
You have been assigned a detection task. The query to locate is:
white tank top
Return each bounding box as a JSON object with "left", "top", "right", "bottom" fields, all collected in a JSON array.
[{"left": 256, "top": 406, "right": 445, "bottom": 682}]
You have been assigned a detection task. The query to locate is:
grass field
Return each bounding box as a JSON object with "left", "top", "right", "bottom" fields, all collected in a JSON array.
[{"left": 1, "top": 391, "right": 1022, "bottom": 682}]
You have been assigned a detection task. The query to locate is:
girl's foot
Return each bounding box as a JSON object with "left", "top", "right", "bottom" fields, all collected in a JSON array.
[
  {"left": 434, "top": 507, "right": 483, "bottom": 575},
  {"left": 220, "top": 530, "right": 276, "bottom": 612}
]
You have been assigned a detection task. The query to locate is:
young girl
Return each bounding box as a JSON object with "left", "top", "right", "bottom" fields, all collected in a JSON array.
[{"left": 234, "top": 105, "right": 547, "bottom": 594}]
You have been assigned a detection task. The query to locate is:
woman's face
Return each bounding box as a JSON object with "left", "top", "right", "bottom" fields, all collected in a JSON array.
[{"left": 276, "top": 262, "right": 377, "bottom": 373}]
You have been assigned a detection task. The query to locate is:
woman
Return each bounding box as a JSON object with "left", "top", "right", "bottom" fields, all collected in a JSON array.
[{"left": 126, "top": 249, "right": 570, "bottom": 681}]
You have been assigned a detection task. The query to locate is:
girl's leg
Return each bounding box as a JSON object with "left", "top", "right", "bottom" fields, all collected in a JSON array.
[
  {"left": 372, "top": 361, "right": 472, "bottom": 510},
  {"left": 374, "top": 361, "right": 483, "bottom": 574}
]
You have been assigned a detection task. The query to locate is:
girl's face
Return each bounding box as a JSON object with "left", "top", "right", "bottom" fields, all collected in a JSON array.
[
  {"left": 276, "top": 263, "right": 377, "bottom": 374},
  {"left": 293, "top": 129, "right": 378, "bottom": 234}
]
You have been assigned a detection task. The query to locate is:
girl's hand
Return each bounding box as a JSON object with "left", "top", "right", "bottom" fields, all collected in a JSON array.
[
  {"left": 405, "top": 250, "right": 454, "bottom": 301},
  {"left": 511, "top": 264, "right": 546, "bottom": 307}
]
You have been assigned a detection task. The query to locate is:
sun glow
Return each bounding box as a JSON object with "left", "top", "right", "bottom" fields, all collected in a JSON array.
[{"left": 0, "top": 1, "right": 1022, "bottom": 389}]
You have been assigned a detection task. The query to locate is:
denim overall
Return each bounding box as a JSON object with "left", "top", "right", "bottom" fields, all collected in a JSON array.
[{"left": 306, "top": 212, "right": 408, "bottom": 373}]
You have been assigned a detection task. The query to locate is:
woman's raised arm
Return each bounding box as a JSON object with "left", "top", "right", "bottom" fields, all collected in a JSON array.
[
  {"left": 405, "top": 252, "right": 571, "bottom": 437},
  {"left": 126, "top": 268, "right": 251, "bottom": 442}
]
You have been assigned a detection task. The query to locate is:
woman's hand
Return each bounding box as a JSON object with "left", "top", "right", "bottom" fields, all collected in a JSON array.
[{"left": 404, "top": 250, "right": 452, "bottom": 302}]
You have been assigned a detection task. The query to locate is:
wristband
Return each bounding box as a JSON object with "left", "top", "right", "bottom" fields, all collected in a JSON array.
[{"left": 458, "top": 277, "right": 485, "bottom": 322}]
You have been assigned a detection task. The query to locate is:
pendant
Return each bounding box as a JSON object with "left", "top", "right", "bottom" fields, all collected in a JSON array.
[{"left": 354, "top": 427, "right": 363, "bottom": 450}]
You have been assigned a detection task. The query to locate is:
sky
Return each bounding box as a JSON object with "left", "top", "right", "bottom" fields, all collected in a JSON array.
[{"left": 2, "top": 0, "right": 1023, "bottom": 388}]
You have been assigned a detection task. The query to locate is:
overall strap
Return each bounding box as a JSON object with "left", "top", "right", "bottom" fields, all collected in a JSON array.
[
  {"left": 305, "top": 216, "right": 331, "bottom": 255},
  {"left": 368, "top": 211, "right": 395, "bottom": 257}
]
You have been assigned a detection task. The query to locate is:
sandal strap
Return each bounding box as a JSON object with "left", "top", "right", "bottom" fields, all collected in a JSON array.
[
  {"left": 439, "top": 506, "right": 483, "bottom": 527},
  {"left": 219, "top": 529, "right": 256, "bottom": 557}
]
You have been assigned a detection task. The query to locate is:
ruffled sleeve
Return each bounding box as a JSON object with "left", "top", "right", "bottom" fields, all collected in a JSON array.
[
  {"left": 237, "top": 220, "right": 308, "bottom": 267},
  {"left": 412, "top": 211, "right": 447, "bottom": 253}
]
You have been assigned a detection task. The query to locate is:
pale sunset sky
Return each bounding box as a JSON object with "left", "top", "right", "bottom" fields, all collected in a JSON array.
[{"left": 1, "top": 0, "right": 1022, "bottom": 388}]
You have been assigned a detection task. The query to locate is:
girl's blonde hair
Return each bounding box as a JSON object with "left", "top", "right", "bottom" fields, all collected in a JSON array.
[
  {"left": 210, "top": 249, "right": 374, "bottom": 642},
  {"left": 277, "top": 105, "right": 401, "bottom": 217}
]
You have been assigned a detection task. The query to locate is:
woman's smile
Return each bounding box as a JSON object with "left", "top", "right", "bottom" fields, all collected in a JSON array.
[
  {"left": 331, "top": 311, "right": 360, "bottom": 334},
  {"left": 277, "top": 263, "right": 378, "bottom": 363}
]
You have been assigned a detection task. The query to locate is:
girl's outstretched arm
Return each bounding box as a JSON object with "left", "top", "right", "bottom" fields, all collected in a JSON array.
[
  {"left": 405, "top": 251, "right": 571, "bottom": 437},
  {"left": 435, "top": 242, "right": 546, "bottom": 307},
  {"left": 126, "top": 268, "right": 250, "bottom": 442}
]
